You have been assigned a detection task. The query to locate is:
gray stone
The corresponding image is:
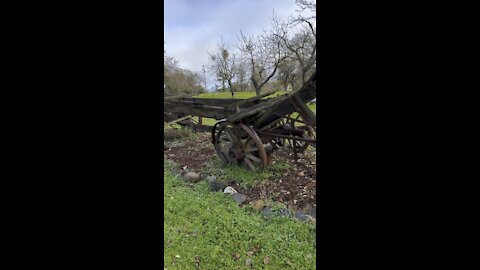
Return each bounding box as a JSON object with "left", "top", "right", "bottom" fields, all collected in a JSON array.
[
  {"left": 185, "top": 172, "right": 201, "bottom": 182},
  {"left": 206, "top": 175, "right": 217, "bottom": 182},
  {"left": 231, "top": 193, "right": 247, "bottom": 205},
  {"left": 308, "top": 206, "right": 316, "bottom": 219},
  {"left": 262, "top": 207, "right": 274, "bottom": 218},
  {"left": 276, "top": 208, "right": 294, "bottom": 218},
  {"left": 294, "top": 211, "right": 314, "bottom": 221},
  {"left": 209, "top": 180, "right": 226, "bottom": 192}
]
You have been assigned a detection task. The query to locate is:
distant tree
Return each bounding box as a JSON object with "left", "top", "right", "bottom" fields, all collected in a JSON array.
[
  {"left": 164, "top": 48, "right": 205, "bottom": 96},
  {"left": 208, "top": 37, "right": 237, "bottom": 94}
]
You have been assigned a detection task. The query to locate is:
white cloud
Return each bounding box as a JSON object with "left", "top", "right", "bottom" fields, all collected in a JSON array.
[{"left": 164, "top": 0, "right": 311, "bottom": 90}]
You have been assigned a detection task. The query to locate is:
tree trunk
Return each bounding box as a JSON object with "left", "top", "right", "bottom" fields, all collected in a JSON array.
[
  {"left": 251, "top": 77, "right": 260, "bottom": 97},
  {"left": 227, "top": 80, "right": 234, "bottom": 94}
]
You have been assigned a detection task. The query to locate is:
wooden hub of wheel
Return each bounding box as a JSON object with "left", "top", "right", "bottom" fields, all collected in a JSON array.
[{"left": 212, "top": 121, "right": 268, "bottom": 170}]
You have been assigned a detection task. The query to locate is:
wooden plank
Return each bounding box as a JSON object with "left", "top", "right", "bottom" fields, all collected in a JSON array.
[
  {"left": 253, "top": 73, "right": 316, "bottom": 129},
  {"left": 164, "top": 102, "right": 235, "bottom": 119},
  {"left": 226, "top": 95, "right": 289, "bottom": 123},
  {"left": 290, "top": 94, "right": 316, "bottom": 127},
  {"left": 166, "top": 116, "right": 191, "bottom": 125}
]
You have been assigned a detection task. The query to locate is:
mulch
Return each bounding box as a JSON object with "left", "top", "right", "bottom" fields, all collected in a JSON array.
[{"left": 164, "top": 132, "right": 316, "bottom": 211}]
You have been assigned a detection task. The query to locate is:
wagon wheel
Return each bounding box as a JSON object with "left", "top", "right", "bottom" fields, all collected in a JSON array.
[
  {"left": 212, "top": 121, "right": 268, "bottom": 170},
  {"left": 261, "top": 116, "right": 314, "bottom": 153},
  {"left": 287, "top": 113, "right": 316, "bottom": 152}
]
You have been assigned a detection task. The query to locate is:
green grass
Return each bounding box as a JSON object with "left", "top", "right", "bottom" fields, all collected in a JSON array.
[
  {"left": 164, "top": 161, "right": 316, "bottom": 269},
  {"left": 191, "top": 116, "right": 217, "bottom": 126}
]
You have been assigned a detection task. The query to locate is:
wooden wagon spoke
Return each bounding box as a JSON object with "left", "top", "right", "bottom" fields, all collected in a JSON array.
[
  {"left": 219, "top": 136, "right": 231, "bottom": 146},
  {"left": 225, "top": 128, "right": 239, "bottom": 144},
  {"left": 245, "top": 153, "right": 261, "bottom": 163},
  {"left": 243, "top": 157, "right": 255, "bottom": 170}
]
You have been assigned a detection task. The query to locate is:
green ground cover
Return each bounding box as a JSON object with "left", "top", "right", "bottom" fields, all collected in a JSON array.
[{"left": 164, "top": 161, "right": 316, "bottom": 269}]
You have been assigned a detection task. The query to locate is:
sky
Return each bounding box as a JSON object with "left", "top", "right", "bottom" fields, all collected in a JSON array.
[{"left": 164, "top": 0, "right": 301, "bottom": 91}]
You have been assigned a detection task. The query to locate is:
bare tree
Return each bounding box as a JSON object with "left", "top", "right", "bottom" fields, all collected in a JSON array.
[
  {"left": 271, "top": 4, "right": 316, "bottom": 85},
  {"left": 208, "top": 37, "right": 237, "bottom": 94},
  {"left": 238, "top": 30, "right": 286, "bottom": 96}
]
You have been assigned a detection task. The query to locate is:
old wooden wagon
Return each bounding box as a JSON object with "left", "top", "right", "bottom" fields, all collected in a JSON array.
[{"left": 164, "top": 72, "right": 317, "bottom": 170}]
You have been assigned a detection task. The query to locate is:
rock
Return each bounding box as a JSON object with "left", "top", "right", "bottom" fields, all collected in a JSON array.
[
  {"left": 308, "top": 206, "right": 316, "bottom": 218},
  {"left": 253, "top": 200, "right": 265, "bottom": 210},
  {"left": 294, "top": 211, "right": 314, "bottom": 221},
  {"left": 209, "top": 180, "right": 226, "bottom": 192},
  {"left": 262, "top": 206, "right": 274, "bottom": 218},
  {"left": 206, "top": 175, "right": 217, "bottom": 182},
  {"left": 185, "top": 172, "right": 201, "bottom": 182},
  {"left": 231, "top": 193, "right": 247, "bottom": 205},
  {"left": 245, "top": 259, "right": 252, "bottom": 266},
  {"left": 223, "top": 186, "right": 238, "bottom": 194},
  {"left": 276, "top": 208, "right": 293, "bottom": 218}
]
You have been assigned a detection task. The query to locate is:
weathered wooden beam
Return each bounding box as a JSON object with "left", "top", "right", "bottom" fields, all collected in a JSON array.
[
  {"left": 252, "top": 73, "right": 316, "bottom": 129},
  {"left": 290, "top": 94, "right": 316, "bottom": 127},
  {"left": 164, "top": 102, "right": 236, "bottom": 119},
  {"left": 226, "top": 95, "right": 290, "bottom": 124}
]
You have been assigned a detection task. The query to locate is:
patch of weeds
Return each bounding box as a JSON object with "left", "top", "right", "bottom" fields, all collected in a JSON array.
[
  {"left": 205, "top": 159, "right": 293, "bottom": 188},
  {"left": 207, "top": 158, "right": 271, "bottom": 188},
  {"left": 269, "top": 161, "right": 290, "bottom": 172},
  {"left": 261, "top": 199, "right": 288, "bottom": 211},
  {"left": 164, "top": 127, "right": 195, "bottom": 142}
]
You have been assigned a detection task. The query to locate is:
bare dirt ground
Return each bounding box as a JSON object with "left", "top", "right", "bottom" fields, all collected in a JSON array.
[{"left": 164, "top": 132, "right": 316, "bottom": 212}]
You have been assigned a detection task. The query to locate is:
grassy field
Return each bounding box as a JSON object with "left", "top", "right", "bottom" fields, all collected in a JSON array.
[
  {"left": 194, "top": 90, "right": 289, "bottom": 99},
  {"left": 164, "top": 161, "right": 316, "bottom": 269}
]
